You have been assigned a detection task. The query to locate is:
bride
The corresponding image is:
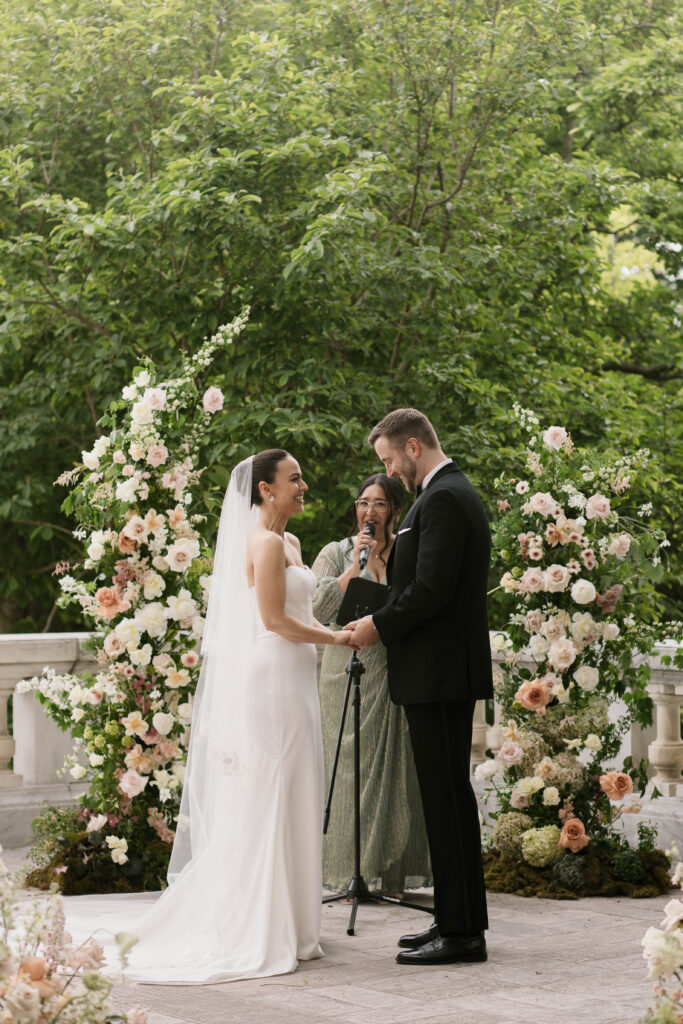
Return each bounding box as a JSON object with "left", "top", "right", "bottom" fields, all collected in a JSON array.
[{"left": 64, "top": 450, "right": 352, "bottom": 984}]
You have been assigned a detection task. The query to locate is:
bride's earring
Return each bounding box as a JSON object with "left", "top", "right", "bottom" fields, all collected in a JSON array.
[{"left": 269, "top": 495, "right": 275, "bottom": 503}]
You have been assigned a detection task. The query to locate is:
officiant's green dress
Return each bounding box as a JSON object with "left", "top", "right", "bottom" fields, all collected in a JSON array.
[{"left": 312, "top": 538, "right": 432, "bottom": 892}]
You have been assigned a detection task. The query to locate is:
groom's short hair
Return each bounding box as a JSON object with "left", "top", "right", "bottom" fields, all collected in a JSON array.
[{"left": 368, "top": 408, "right": 439, "bottom": 450}]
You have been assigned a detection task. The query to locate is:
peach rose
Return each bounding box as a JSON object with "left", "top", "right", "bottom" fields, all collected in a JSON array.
[
  {"left": 514, "top": 679, "right": 553, "bottom": 713},
  {"left": 524, "top": 609, "right": 545, "bottom": 633},
  {"left": 146, "top": 444, "right": 169, "bottom": 468},
  {"left": 599, "top": 771, "right": 634, "bottom": 802},
  {"left": 118, "top": 531, "right": 137, "bottom": 554},
  {"left": 94, "top": 586, "right": 129, "bottom": 621},
  {"left": 498, "top": 741, "right": 524, "bottom": 767},
  {"left": 510, "top": 789, "right": 530, "bottom": 809},
  {"left": 559, "top": 817, "right": 589, "bottom": 853},
  {"left": 121, "top": 515, "right": 149, "bottom": 543},
  {"left": 585, "top": 493, "right": 611, "bottom": 520},
  {"left": 202, "top": 386, "right": 224, "bottom": 413},
  {"left": 118, "top": 768, "right": 148, "bottom": 798}
]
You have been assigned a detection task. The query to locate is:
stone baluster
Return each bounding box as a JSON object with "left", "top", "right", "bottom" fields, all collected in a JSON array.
[
  {"left": 0, "top": 681, "right": 20, "bottom": 786},
  {"left": 486, "top": 697, "right": 505, "bottom": 758},
  {"left": 647, "top": 680, "right": 683, "bottom": 797},
  {"left": 470, "top": 700, "right": 489, "bottom": 769}
]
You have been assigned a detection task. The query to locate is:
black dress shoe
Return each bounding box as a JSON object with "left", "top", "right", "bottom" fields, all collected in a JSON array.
[
  {"left": 397, "top": 922, "right": 440, "bottom": 949},
  {"left": 396, "top": 933, "right": 487, "bottom": 965}
]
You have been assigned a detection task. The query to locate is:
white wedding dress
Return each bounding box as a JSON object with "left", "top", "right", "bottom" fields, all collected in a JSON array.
[{"left": 64, "top": 565, "right": 325, "bottom": 984}]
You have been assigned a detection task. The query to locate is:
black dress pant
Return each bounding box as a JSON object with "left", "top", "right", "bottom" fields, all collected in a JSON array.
[{"left": 404, "top": 699, "right": 488, "bottom": 935}]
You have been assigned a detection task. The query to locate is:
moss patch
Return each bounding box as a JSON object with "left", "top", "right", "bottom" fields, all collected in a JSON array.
[{"left": 484, "top": 846, "right": 672, "bottom": 900}]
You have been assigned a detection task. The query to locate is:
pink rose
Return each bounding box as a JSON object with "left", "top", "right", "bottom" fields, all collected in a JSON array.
[
  {"left": 515, "top": 480, "right": 529, "bottom": 494},
  {"left": 146, "top": 444, "right": 169, "bottom": 468},
  {"left": 519, "top": 567, "right": 545, "bottom": 593},
  {"left": 542, "top": 426, "right": 568, "bottom": 451},
  {"left": 514, "top": 678, "right": 553, "bottom": 713},
  {"left": 126, "top": 1007, "right": 148, "bottom": 1024},
  {"left": 559, "top": 817, "right": 589, "bottom": 853},
  {"left": 544, "top": 564, "right": 570, "bottom": 593},
  {"left": 548, "top": 637, "right": 577, "bottom": 671},
  {"left": 599, "top": 772, "right": 634, "bottom": 802},
  {"left": 113, "top": 450, "right": 126, "bottom": 464},
  {"left": 202, "top": 386, "right": 224, "bottom": 414},
  {"left": 497, "top": 499, "right": 511, "bottom": 512},
  {"left": 498, "top": 741, "right": 524, "bottom": 767},
  {"left": 524, "top": 610, "right": 545, "bottom": 634},
  {"left": 118, "top": 769, "right": 148, "bottom": 798},
  {"left": 181, "top": 651, "right": 199, "bottom": 668},
  {"left": 529, "top": 492, "right": 559, "bottom": 518},
  {"left": 540, "top": 618, "right": 565, "bottom": 642},
  {"left": 510, "top": 790, "right": 530, "bottom": 810},
  {"left": 585, "top": 493, "right": 611, "bottom": 520},
  {"left": 608, "top": 533, "right": 631, "bottom": 559}
]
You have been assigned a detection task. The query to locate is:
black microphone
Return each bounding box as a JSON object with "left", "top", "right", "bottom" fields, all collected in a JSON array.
[{"left": 358, "top": 522, "right": 375, "bottom": 571}]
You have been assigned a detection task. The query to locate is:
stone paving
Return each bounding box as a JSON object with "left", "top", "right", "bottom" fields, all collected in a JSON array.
[{"left": 3, "top": 847, "right": 664, "bottom": 1024}]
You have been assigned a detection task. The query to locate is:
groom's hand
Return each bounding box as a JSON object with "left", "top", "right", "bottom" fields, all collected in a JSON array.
[{"left": 346, "top": 615, "right": 379, "bottom": 649}]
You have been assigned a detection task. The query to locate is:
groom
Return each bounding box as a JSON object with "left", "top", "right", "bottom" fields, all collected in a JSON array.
[{"left": 348, "top": 408, "right": 493, "bottom": 965}]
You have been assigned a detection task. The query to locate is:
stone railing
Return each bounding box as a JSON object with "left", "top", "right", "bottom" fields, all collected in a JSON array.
[{"left": 0, "top": 633, "right": 681, "bottom": 846}]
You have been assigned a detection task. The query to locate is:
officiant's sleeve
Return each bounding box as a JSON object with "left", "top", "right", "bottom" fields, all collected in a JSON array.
[
  {"left": 373, "top": 490, "right": 467, "bottom": 644},
  {"left": 311, "top": 541, "right": 345, "bottom": 626}
]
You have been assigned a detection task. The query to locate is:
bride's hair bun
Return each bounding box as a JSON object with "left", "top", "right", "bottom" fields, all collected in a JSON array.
[{"left": 251, "top": 449, "right": 290, "bottom": 505}]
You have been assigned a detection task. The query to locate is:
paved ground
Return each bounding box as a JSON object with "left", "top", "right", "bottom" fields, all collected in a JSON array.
[{"left": 3, "top": 847, "right": 663, "bottom": 1024}]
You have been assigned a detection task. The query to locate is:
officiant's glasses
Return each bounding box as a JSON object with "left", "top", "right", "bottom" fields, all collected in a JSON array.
[{"left": 354, "top": 498, "right": 388, "bottom": 511}]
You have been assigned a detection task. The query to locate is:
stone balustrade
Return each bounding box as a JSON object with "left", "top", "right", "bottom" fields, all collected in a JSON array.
[{"left": 0, "top": 633, "right": 681, "bottom": 847}]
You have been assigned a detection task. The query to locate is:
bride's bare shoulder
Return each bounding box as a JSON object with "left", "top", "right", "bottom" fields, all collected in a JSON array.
[{"left": 248, "top": 527, "right": 285, "bottom": 560}]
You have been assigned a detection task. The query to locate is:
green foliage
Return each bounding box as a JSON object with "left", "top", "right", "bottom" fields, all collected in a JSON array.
[{"left": 0, "top": 0, "right": 681, "bottom": 630}]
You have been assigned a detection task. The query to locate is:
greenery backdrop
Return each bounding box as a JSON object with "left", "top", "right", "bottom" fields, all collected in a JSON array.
[{"left": 1, "top": 0, "right": 681, "bottom": 632}]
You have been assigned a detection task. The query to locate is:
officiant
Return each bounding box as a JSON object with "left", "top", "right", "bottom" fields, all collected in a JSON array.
[{"left": 311, "top": 474, "right": 431, "bottom": 895}]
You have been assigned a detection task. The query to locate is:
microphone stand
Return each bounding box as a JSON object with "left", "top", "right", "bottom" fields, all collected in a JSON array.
[{"left": 322, "top": 596, "right": 433, "bottom": 935}]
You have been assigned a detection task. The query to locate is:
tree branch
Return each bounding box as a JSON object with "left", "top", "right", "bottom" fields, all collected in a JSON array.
[{"left": 601, "top": 360, "right": 682, "bottom": 381}]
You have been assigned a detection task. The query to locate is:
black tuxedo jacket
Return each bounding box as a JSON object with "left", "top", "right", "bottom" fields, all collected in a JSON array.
[{"left": 373, "top": 462, "right": 494, "bottom": 706}]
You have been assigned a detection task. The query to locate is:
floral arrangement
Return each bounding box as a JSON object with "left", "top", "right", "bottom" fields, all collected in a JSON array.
[
  {"left": 0, "top": 845, "right": 146, "bottom": 1024},
  {"left": 640, "top": 848, "right": 683, "bottom": 1024},
  {"left": 18, "top": 309, "right": 249, "bottom": 893},
  {"left": 478, "top": 405, "right": 677, "bottom": 897}
]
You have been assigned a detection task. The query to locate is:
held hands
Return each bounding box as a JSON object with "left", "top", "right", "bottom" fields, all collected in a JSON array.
[
  {"left": 345, "top": 615, "right": 379, "bottom": 650},
  {"left": 333, "top": 629, "right": 356, "bottom": 647}
]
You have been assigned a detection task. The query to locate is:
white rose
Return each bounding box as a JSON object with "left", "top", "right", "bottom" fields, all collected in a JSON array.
[
  {"left": 152, "top": 712, "right": 175, "bottom": 736},
  {"left": 584, "top": 733, "right": 602, "bottom": 750},
  {"left": 177, "top": 701, "right": 193, "bottom": 724},
  {"left": 191, "top": 615, "right": 205, "bottom": 638},
  {"left": 131, "top": 399, "right": 154, "bottom": 425},
  {"left": 152, "top": 555, "right": 170, "bottom": 573},
  {"left": 528, "top": 634, "right": 549, "bottom": 661},
  {"left": 135, "top": 601, "right": 168, "bottom": 638},
  {"left": 122, "top": 384, "right": 138, "bottom": 401},
  {"left": 490, "top": 632, "right": 508, "bottom": 652},
  {"left": 585, "top": 493, "right": 611, "bottom": 520},
  {"left": 72, "top": 707, "right": 85, "bottom": 722},
  {"left": 573, "top": 665, "right": 600, "bottom": 691},
  {"left": 142, "top": 387, "right": 166, "bottom": 410},
  {"left": 129, "top": 441, "right": 145, "bottom": 460},
  {"left": 548, "top": 637, "right": 578, "bottom": 671},
  {"left": 166, "top": 537, "right": 201, "bottom": 572},
  {"left": 167, "top": 588, "right": 198, "bottom": 621},
  {"left": 603, "top": 622, "right": 620, "bottom": 641},
  {"left": 89, "top": 753, "right": 104, "bottom": 767},
  {"left": 571, "top": 578, "right": 597, "bottom": 604},
  {"left": 115, "top": 618, "right": 141, "bottom": 648},
  {"left": 116, "top": 476, "right": 139, "bottom": 503},
  {"left": 543, "top": 786, "right": 560, "bottom": 806},
  {"left": 134, "top": 370, "right": 151, "bottom": 386},
  {"left": 529, "top": 776, "right": 545, "bottom": 792},
  {"left": 82, "top": 449, "right": 99, "bottom": 470},
  {"left": 608, "top": 533, "right": 631, "bottom": 559},
  {"left": 129, "top": 643, "right": 153, "bottom": 667},
  {"left": 143, "top": 571, "right": 165, "bottom": 600},
  {"left": 92, "top": 436, "right": 110, "bottom": 457},
  {"left": 474, "top": 758, "right": 499, "bottom": 781},
  {"left": 70, "top": 764, "right": 87, "bottom": 780},
  {"left": 516, "top": 777, "right": 536, "bottom": 797},
  {"left": 87, "top": 541, "right": 105, "bottom": 561}
]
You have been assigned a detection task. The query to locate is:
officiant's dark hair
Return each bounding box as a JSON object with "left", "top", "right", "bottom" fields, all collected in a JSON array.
[
  {"left": 349, "top": 473, "right": 403, "bottom": 565},
  {"left": 251, "top": 449, "right": 291, "bottom": 505},
  {"left": 368, "top": 408, "right": 439, "bottom": 450}
]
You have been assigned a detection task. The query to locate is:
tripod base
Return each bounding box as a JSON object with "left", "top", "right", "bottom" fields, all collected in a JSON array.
[{"left": 323, "top": 875, "right": 434, "bottom": 935}]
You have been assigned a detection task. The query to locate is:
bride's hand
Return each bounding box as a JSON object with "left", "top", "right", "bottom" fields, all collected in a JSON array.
[{"left": 332, "top": 630, "right": 354, "bottom": 646}]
